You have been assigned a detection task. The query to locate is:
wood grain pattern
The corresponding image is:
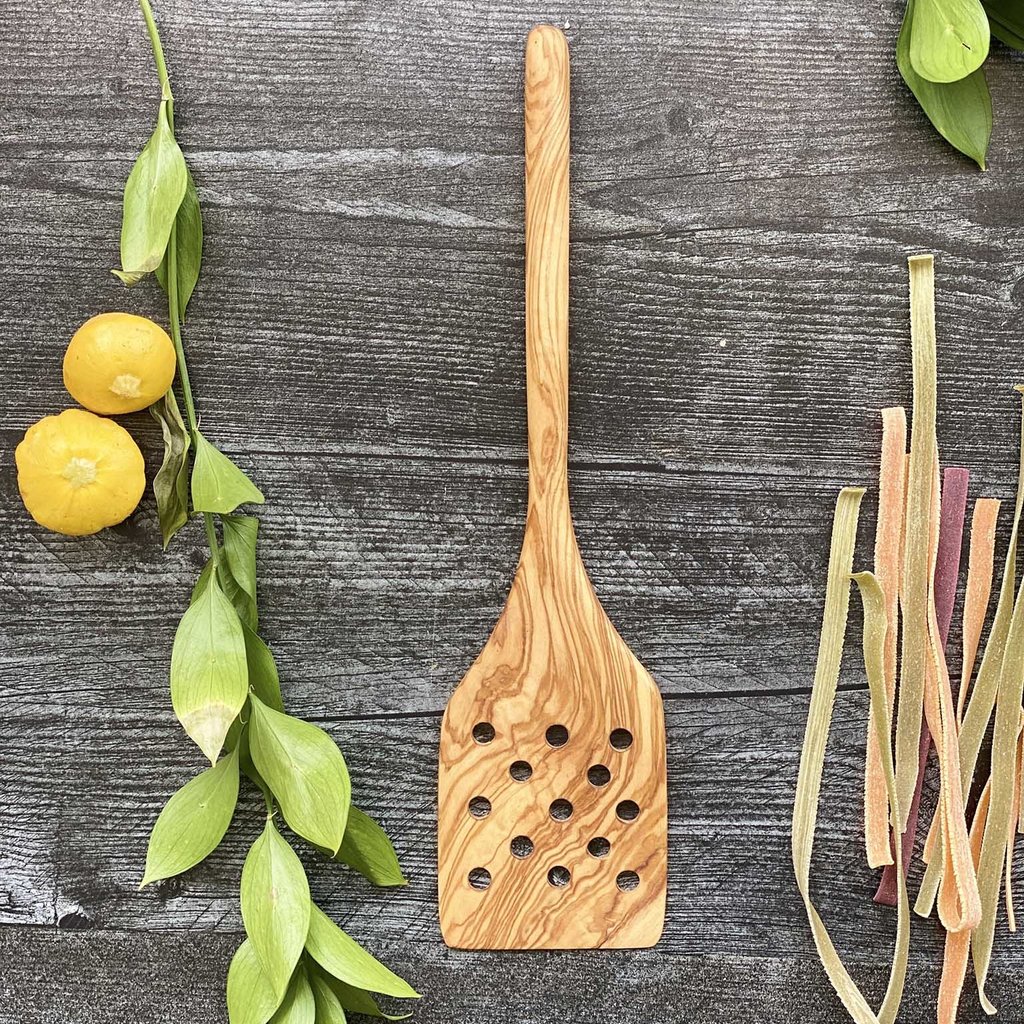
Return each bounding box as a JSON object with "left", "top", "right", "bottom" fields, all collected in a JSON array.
[
  {"left": 437, "top": 26, "right": 667, "bottom": 950},
  {"left": 2, "top": 0, "right": 1024, "bottom": 1020}
]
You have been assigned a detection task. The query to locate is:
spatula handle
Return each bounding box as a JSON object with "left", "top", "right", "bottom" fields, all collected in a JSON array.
[{"left": 524, "top": 26, "right": 571, "bottom": 533}]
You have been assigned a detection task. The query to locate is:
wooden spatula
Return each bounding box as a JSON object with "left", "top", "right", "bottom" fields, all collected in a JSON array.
[{"left": 437, "top": 25, "right": 667, "bottom": 951}]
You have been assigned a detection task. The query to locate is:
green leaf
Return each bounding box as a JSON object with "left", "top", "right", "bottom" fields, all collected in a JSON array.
[
  {"left": 909, "top": 0, "right": 990, "bottom": 82},
  {"left": 336, "top": 807, "right": 407, "bottom": 887},
  {"left": 227, "top": 939, "right": 284, "bottom": 1024},
  {"left": 304, "top": 903, "right": 419, "bottom": 1000},
  {"left": 898, "top": 0, "right": 992, "bottom": 168},
  {"left": 190, "top": 566, "right": 279, "bottom": 710},
  {"left": 241, "top": 818, "right": 311, "bottom": 1001},
  {"left": 248, "top": 696, "right": 351, "bottom": 853},
  {"left": 326, "top": 975, "right": 411, "bottom": 1021},
  {"left": 191, "top": 559, "right": 215, "bottom": 603},
  {"left": 227, "top": 718, "right": 270, "bottom": 795},
  {"left": 141, "top": 746, "right": 239, "bottom": 886},
  {"left": 112, "top": 269, "right": 148, "bottom": 286},
  {"left": 149, "top": 389, "right": 192, "bottom": 549},
  {"left": 118, "top": 100, "right": 188, "bottom": 275},
  {"left": 269, "top": 964, "right": 316, "bottom": 1024},
  {"left": 171, "top": 572, "right": 248, "bottom": 763},
  {"left": 223, "top": 514, "right": 259, "bottom": 605},
  {"left": 220, "top": 560, "right": 258, "bottom": 630},
  {"left": 984, "top": 0, "right": 1024, "bottom": 49},
  {"left": 155, "top": 169, "right": 203, "bottom": 319},
  {"left": 308, "top": 969, "right": 349, "bottom": 1024},
  {"left": 243, "top": 623, "right": 284, "bottom": 712},
  {"left": 192, "top": 557, "right": 257, "bottom": 631},
  {"left": 192, "top": 430, "right": 265, "bottom": 514}
]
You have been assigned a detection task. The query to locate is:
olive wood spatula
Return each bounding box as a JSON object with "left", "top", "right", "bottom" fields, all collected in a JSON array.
[{"left": 437, "top": 24, "right": 668, "bottom": 951}]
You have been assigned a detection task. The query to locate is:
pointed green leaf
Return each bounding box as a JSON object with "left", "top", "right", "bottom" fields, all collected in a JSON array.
[
  {"left": 191, "top": 559, "right": 215, "bottom": 603},
  {"left": 909, "top": 0, "right": 990, "bottom": 82},
  {"left": 336, "top": 807, "right": 407, "bottom": 887},
  {"left": 326, "top": 975, "right": 411, "bottom": 1021},
  {"left": 141, "top": 746, "right": 239, "bottom": 886},
  {"left": 241, "top": 819, "right": 311, "bottom": 1001},
  {"left": 191, "top": 430, "right": 264, "bottom": 514},
  {"left": 155, "top": 169, "right": 203, "bottom": 318},
  {"left": 191, "top": 572, "right": 279, "bottom": 710},
  {"left": 304, "top": 903, "right": 419, "bottom": 1000},
  {"left": 898, "top": 0, "right": 991, "bottom": 168},
  {"left": 171, "top": 573, "right": 248, "bottom": 763},
  {"left": 227, "top": 939, "right": 284, "bottom": 1024},
  {"left": 269, "top": 964, "right": 316, "bottom": 1024},
  {"left": 223, "top": 514, "right": 259, "bottom": 604},
  {"left": 227, "top": 718, "right": 270, "bottom": 793},
  {"left": 308, "top": 969, "right": 349, "bottom": 1024},
  {"left": 248, "top": 696, "right": 351, "bottom": 853},
  {"left": 149, "top": 389, "right": 192, "bottom": 549},
  {"left": 192, "top": 557, "right": 257, "bottom": 631},
  {"left": 243, "top": 623, "right": 284, "bottom": 712},
  {"left": 220, "top": 560, "right": 258, "bottom": 630},
  {"left": 119, "top": 100, "right": 188, "bottom": 275}
]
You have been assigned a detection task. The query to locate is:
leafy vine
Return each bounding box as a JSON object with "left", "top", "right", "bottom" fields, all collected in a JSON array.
[{"left": 116, "top": 3, "right": 418, "bottom": 1020}]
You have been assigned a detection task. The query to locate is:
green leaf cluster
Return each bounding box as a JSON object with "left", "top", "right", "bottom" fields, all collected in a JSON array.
[
  {"left": 223, "top": 812, "right": 418, "bottom": 1024},
  {"left": 123, "top": 2, "right": 417, "bottom": 1019},
  {"left": 227, "top": 899, "right": 419, "bottom": 1024},
  {"left": 109, "top": 12, "right": 261, "bottom": 550},
  {"left": 897, "top": 0, "right": 1024, "bottom": 168}
]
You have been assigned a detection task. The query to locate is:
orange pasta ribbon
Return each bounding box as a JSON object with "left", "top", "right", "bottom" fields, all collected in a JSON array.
[
  {"left": 957, "top": 499, "right": 1000, "bottom": 726},
  {"left": 865, "top": 407, "right": 907, "bottom": 869},
  {"left": 938, "top": 780, "right": 991, "bottom": 1024}
]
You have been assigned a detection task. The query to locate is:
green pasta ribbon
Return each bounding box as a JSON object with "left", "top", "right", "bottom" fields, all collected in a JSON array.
[
  {"left": 917, "top": 391, "right": 1024, "bottom": 920},
  {"left": 793, "top": 488, "right": 910, "bottom": 1024}
]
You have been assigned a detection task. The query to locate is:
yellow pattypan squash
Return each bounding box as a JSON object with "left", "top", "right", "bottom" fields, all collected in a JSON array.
[
  {"left": 16, "top": 408, "right": 146, "bottom": 536},
  {"left": 64, "top": 312, "right": 176, "bottom": 415}
]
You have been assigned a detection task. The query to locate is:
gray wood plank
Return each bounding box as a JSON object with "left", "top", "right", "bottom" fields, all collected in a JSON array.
[
  {"left": 7, "top": 924, "right": 992, "bottom": 1024},
  {"left": 2, "top": 0, "right": 1024, "bottom": 1021}
]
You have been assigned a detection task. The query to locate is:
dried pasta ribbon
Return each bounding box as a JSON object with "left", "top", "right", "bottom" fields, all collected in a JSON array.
[
  {"left": 917, "top": 392, "right": 1024, "bottom": 920},
  {"left": 972, "top": 564, "right": 1024, "bottom": 1011},
  {"left": 937, "top": 780, "right": 991, "bottom": 1024},
  {"left": 866, "top": 406, "right": 908, "bottom": 870},
  {"left": 956, "top": 498, "right": 1001, "bottom": 726},
  {"left": 895, "top": 255, "right": 939, "bottom": 826},
  {"left": 1018, "top": 717, "right": 1024, "bottom": 836},
  {"left": 876, "top": 467, "right": 967, "bottom": 907},
  {"left": 794, "top": 489, "right": 909, "bottom": 1024},
  {"left": 923, "top": 457, "right": 980, "bottom": 935},
  {"left": 1007, "top": 726, "right": 1022, "bottom": 932},
  {"left": 853, "top": 571, "right": 910, "bottom": 1024}
]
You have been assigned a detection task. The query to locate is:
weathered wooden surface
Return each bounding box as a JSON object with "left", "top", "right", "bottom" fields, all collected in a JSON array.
[{"left": 2, "top": 0, "right": 1024, "bottom": 1020}]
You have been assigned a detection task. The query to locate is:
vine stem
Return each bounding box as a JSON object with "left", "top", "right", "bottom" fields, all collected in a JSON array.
[{"left": 138, "top": 0, "right": 220, "bottom": 564}]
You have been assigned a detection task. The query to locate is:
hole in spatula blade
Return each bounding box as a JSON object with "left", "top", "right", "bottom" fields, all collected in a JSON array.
[
  {"left": 509, "top": 760, "right": 532, "bottom": 782},
  {"left": 472, "top": 721, "right": 495, "bottom": 744},
  {"left": 587, "top": 764, "right": 611, "bottom": 787},
  {"left": 616, "top": 870, "right": 640, "bottom": 892},
  {"left": 545, "top": 724, "right": 569, "bottom": 747},
  {"left": 587, "top": 836, "right": 611, "bottom": 858},
  {"left": 547, "top": 865, "right": 571, "bottom": 888},
  {"left": 468, "top": 795, "right": 491, "bottom": 818},
  {"left": 609, "top": 728, "right": 633, "bottom": 751},
  {"left": 616, "top": 799, "right": 640, "bottom": 822},
  {"left": 468, "top": 867, "right": 491, "bottom": 890},
  {"left": 549, "top": 798, "right": 573, "bottom": 821},
  {"left": 510, "top": 835, "right": 534, "bottom": 859}
]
